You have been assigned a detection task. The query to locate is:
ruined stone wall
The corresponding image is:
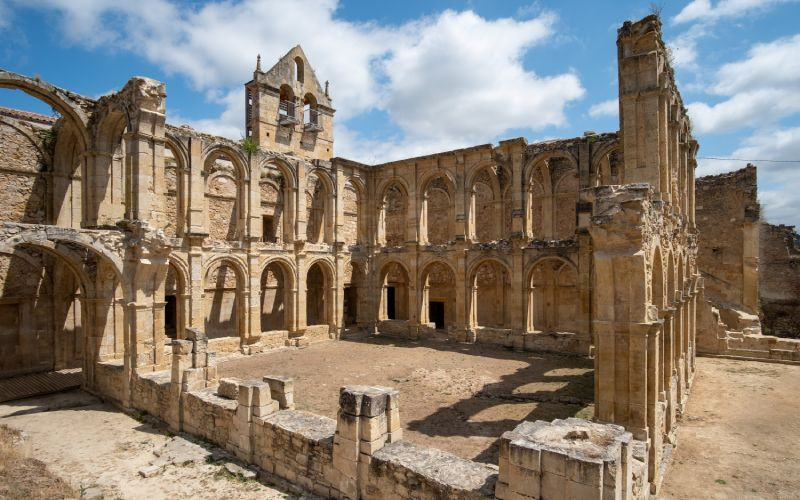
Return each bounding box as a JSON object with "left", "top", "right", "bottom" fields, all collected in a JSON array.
[
  {"left": 759, "top": 223, "right": 800, "bottom": 337},
  {"left": 0, "top": 118, "right": 49, "bottom": 224},
  {"left": 695, "top": 166, "right": 759, "bottom": 312}
]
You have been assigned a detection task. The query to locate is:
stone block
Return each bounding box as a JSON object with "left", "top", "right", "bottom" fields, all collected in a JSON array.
[
  {"left": 250, "top": 382, "right": 272, "bottom": 407},
  {"left": 387, "top": 406, "right": 401, "bottom": 433},
  {"left": 252, "top": 400, "right": 279, "bottom": 417},
  {"left": 171, "top": 339, "right": 193, "bottom": 355},
  {"left": 541, "top": 449, "right": 566, "bottom": 476},
  {"left": 508, "top": 463, "right": 539, "bottom": 498},
  {"left": 387, "top": 429, "right": 403, "bottom": 443},
  {"left": 332, "top": 450, "right": 358, "bottom": 478},
  {"left": 359, "top": 413, "right": 387, "bottom": 441},
  {"left": 358, "top": 433, "right": 387, "bottom": 455},
  {"left": 541, "top": 470, "right": 566, "bottom": 498},
  {"left": 339, "top": 386, "right": 365, "bottom": 416},
  {"left": 566, "top": 479, "right": 602, "bottom": 499},
  {"left": 218, "top": 378, "right": 240, "bottom": 400},
  {"left": 333, "top": 434, "right": 359, "bottom": 462},
  {"left": 567, "top": 455, "right": 603, "bottom": 486},
  {"left": 336, "top": 410, "right": 360, "bottom": 441},
  {"left": 509, "top": 440, "right": 541, "bottom": 472}
]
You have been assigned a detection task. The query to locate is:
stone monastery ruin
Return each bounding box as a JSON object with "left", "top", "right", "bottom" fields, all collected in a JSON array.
[{"left": 0, "top": 14, "right": 798, "bottom": 500}]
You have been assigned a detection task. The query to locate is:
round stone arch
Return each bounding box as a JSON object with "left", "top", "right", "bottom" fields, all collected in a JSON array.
[
  {"left": 525, "top": 256, "right": 579, "bottom": 333},
  {"left": 377, "top": 178, "right": 410, "bottom": 246},
  {"left": 203, "top": 145, "right": 249, "bottom": 241},
  {"left": 260, "top": 256, "right": 298, "bottom": 333},
  {"left": 466, "top": 163, "right": 504, "bottom": 242},
  {"left": 524, "top": 151, "right": 579, "bottom": 240},
  {"left": 162, "top": 134, "right": 190, "bottom": 238},
  {"left": 305, "top": 258, "right": 336, "bottom": 327},
  {"left": 203, "top": 255, "right": 248, "bottom": 341},
  {"left": 467, "top": 257, "right": 512, "bottom": 328},
  {"left": 419, "top": 259, "right": 457, "bottom": 330},
  {"left": 163, "top": 255, "right": 190, "bottom": 339},
  {"left": 342, "top": 176, "right": 365, "bottom": 246},
  {"left": 0, "top": 70, "right": 90, "bottom": 148},
  {"left": 419, "top": 171, "right": 457, "bottom": 245},
  {"left": 305, "top": 168, "right": 336, "bottom": 244},
  {"left": 378, "top": 260, "right": 411, "bottom": 322},
  {"left": 591, "top": 142, "right": 624, "bottom": 186}
]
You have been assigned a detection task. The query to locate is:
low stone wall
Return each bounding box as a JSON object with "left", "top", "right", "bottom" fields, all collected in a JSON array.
[
  {"left": 472, "top": 328, "right": 587, "bottom": 355},
  {"left": 131, "top": 371, "right": 172, "bottom": 418},
  {"left": 93, "top": 361, "right": 125, "bottom": 403},
  {"left": 208, "top": 336, "right": 242, "bottom": 354},
  {"left": 697, "top": 288, "right": 800, "bottom": 363},
  {"left": 366, "top": 441, "right": 496, "bottom": 499},
  {"left": 117, "top": 335, "right": 655, "bottom": 499},
  {"left": 378, "top": 319, "right": 411, "bottom": 338},
  {"left": 254, "top": 410, "right": 337, "bottom": 497},
  {"left": 303, "top": 324, "right": 331, "bottom": 342}
]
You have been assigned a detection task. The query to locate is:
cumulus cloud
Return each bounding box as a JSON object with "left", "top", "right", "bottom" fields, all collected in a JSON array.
[
  {"left": 697, "top": 126, "right": 800, "bottom": 226},
  {"left": 6, "top": 1, "right": 586, "bottom": 163},
  {"left": 687, "top": 34, "right": 800, "bottom": 134},
  {"left": 672, "top": 0, "right": 794, "bottom": 24},
  {"left": 588, "top": 99, "right": 618, "bottom": 118}
]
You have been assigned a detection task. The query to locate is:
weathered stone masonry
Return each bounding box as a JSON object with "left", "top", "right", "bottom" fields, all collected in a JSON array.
[{"left": 7, "top": 13, "right": 794, "bottom": 499}]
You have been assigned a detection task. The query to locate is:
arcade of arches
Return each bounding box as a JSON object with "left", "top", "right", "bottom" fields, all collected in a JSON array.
[{"left": 6, "top": 18, "right": 790, "bottom": 498}]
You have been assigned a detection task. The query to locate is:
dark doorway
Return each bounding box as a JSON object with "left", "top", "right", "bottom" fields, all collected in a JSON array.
[
  {"left": 165, "top": 295, "right": 177, "bottom": 339},
  {"left": 387, "top": 286, "right": 396, "bottom": 319},
  {"left": 343, "top": 286, "right": 357, "bottom": 326},
  {"left": 429, "top": 301, "right": 445, "bottom": 329}
]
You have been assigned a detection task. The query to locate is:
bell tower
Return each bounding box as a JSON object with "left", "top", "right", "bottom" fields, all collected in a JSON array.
[{"left": 245, "top": 46, "right": 335, "bottom": 160}]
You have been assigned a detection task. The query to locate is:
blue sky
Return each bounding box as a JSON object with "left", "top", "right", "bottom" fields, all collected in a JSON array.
[{"left": 1, "top": 0, "right": 799, "bottom": 226}]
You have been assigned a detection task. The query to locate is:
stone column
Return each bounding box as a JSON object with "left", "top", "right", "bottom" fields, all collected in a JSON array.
[
  {"left": 332, "top": 385, "right": 401, "bottom": 499},
  {"left": 187, "top": 138, "right": 206, "bottom": 234}
]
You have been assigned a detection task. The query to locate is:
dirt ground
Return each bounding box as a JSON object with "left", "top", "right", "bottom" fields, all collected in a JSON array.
[
  {"left": 218, "top": 334, "right": 595, "bottom": 463},
  {"left": 0, "top": 391, "right": 293, "bottom": 500},
  {"left": 661, "top": 357, "right": 800, "bottom": 500}
]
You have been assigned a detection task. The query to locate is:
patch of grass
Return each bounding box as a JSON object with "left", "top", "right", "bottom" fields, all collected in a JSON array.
[{"left": 715, "top": 479, "right": 727, "bottom": 485}]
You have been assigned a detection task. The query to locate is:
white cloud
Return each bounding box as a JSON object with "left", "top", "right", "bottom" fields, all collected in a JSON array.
[
  {"left": 588, "top": 99, "right": 618, "bottom": 118},
  {"left": 9, "top": 1, "right": 585, "bottom": 163},
  {"left": 672, "top": 0, "right": 793, "bottom": 24},
  {"left": 697, "top": 126, "right": 800, "bottom": 226},
  {"left": 667, "top": 23, "right": 709, "bottom": 70},
  {"left": 0, "top": 1, "right": 10, "bottom": 30},
  {"left": 687, "top": 34, "right": 800, "bottom": 134}
]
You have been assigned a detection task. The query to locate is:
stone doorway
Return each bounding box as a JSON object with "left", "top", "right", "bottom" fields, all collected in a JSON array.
[
  {"left": 343, "top": 286, "right": 357, "bottom": 326},
  {"left": 386, "top": 286, "right": 396, "bottom": 319},
  {"left": 429, "top": 301, "right": 445, "bottom": 329},
  {"left": 164, "top": 295, "right": 177, "bottom": 339}
]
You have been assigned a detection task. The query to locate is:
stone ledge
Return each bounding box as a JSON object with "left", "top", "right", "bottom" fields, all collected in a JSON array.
[
  {"left": 372, "top": 440, "right": 497, "bottom": 496},
  {"left": 260, "top": 409, "right": 336, "bottom": 444}
]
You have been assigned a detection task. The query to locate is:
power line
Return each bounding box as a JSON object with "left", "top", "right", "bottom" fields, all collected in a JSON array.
[{"left": 698, "top": 156, "right": 800, "bottom": 163}]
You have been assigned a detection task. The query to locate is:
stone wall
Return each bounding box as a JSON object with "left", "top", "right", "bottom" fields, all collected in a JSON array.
[
  {"left": 759, "top": 223, "right": 800, "bottom": 337},
  {"left": 695, "top": 166, "right": 759, "bottom": 313}
]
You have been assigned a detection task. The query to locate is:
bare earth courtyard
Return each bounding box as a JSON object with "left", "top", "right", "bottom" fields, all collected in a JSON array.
[{"left": 218, "top": 335, "right": 595, "bottom": 464}]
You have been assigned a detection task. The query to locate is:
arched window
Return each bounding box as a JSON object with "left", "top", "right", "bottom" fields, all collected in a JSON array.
[
  {"left": 294, "top": 56, "right": 304, "bottom": 83},
  {"left": 279, "top": 85, "right": 296, "bottom": 123},
  {"left": 303, "top": 93, "right": 320, "bottom": 129}
]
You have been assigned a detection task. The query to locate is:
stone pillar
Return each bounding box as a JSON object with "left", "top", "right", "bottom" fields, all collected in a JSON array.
[
  {"left": 332, "top": 385, "right": 401, "bottom": 498},
  {"left": 263, "top": 375, "right": 295, "bottom": 409},
  {"left": 496, "top": 418, "right": 633, "bottom": 500},
  {"left": 223, "top": 378, "right": 278, "bottom": 462},
  {"left": 187, "top": 138, "right": 206, "bottom": 234},
  {"left": 509, "top": 246, "right": 525, "bottom": 334}
]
